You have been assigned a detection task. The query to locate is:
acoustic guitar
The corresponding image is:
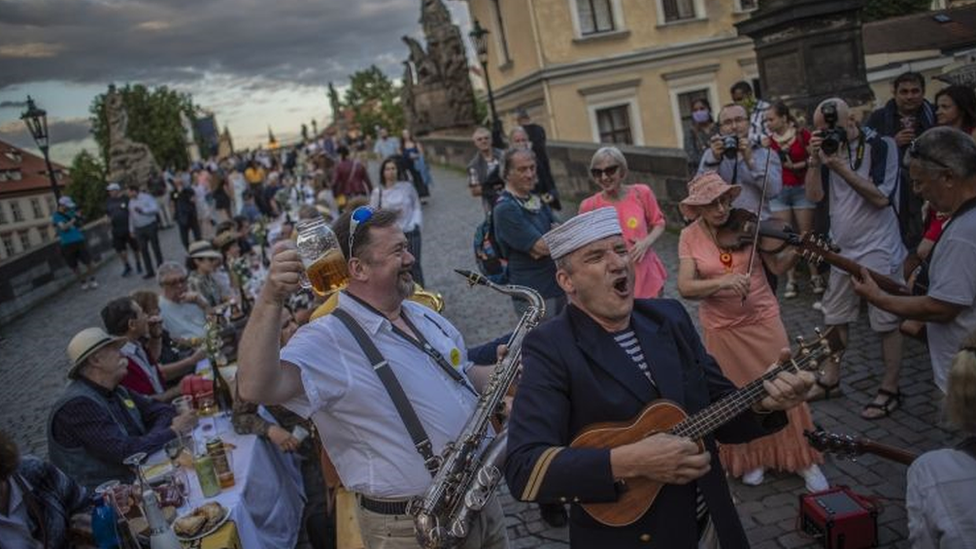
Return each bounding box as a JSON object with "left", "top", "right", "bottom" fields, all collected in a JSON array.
[
  {"left": 570, "top": 327, "right": 845, "bottom": 527},
  {"left": 765, "top": 229, "right": 926, "bottom": 342},
  {"left": 804, "top": 428, "right": 918, "bottom": 466}
]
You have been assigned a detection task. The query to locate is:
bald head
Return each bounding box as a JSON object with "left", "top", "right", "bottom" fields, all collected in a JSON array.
[{"left": 812, "top": 98, "right": 850, "bottom": 130}]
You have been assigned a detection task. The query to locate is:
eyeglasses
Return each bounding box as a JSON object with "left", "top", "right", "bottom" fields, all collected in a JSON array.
[
  {"left": 348, "top": 206, "right": 375, "bottom": 258},
  {"left": 161, "top": 276, "right": 188, "bottom": 286},
  {"left": 720, "top": 117, "right": 748, "bottom": 126},
  {"left": 590, "top": 165, "right": 620, "bottom": 179},
  {"left": 907, "top": 139, "right": 951, "bottom": 170}
]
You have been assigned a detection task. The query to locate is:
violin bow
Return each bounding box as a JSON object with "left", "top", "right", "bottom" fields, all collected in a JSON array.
[{"left": 742, "top": 146, "right": 774, "bottom": 304}]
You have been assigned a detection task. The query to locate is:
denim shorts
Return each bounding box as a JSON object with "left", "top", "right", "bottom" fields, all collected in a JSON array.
[{"left": 769, "top": 185, "right": 815, "bottom": 212}]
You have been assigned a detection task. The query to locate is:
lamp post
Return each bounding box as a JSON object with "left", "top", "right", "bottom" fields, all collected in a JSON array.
[
  {"left": 20, "top": 96, "right": 62, "bottom": 200},
  {"left": 469, "top": 19, "right": 505, "bottom": 150}
]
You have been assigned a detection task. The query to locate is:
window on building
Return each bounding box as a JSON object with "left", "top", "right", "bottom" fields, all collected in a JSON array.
[
  {"left": 18, "top": 230, "right": 31, "bottom": 252},
  {"left": 577, "top": 0, "right": 616, "bottom": 35},
  {"left": 8, "top": 169, "right": 22, "bottom": 181},
  {"left": 0, "top": 171, "right": 8, "bottom": 182},
  {"left": 30, "top": 198, "right": 43, "bottom": 219},
  {"left": 45, "top": 195, "right": 55, "bottom": 215},
  {"left": 10, "top": 201, "right": 24, "bottom": 222},
  {"left": 596, "top": 105, "right": 633, "bottom": 145},
  {"left": 661, "top": 0, "right": 697, "bottom": 22},
  {"left": 491, "top": 0, "right": 511, "bottom": 65},
  {"left": 2, "top": 234, "right": 14, "bottom": 257},
  {"left": 677, "top": 88, "right": 711, "bottom": 131},
  {"left": 39, "top": 227, "right": 50, "bottom": 243},
  {"left": 0, "top": 204, "right": 6, "bottom": 225},
  {"left": 736, "top": 0, "right": 758, "bottom": 11}
]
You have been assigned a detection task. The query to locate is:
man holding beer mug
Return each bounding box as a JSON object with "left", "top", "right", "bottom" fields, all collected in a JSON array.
[{"left": 238, "top": 207, "right": 510, "bottom": 549}]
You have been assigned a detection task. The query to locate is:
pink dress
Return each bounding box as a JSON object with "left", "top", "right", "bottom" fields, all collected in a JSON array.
[
  {"left": 678, "top": 221, "right": 821, "bottom": 476},
  {"left": 579, "top": 184, "right": 668, "bottom": 298}
]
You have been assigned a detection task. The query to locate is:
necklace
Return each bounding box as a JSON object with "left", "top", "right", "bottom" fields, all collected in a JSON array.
[{"left": 702, "top": 221, "right": 734, "bottom": 273}]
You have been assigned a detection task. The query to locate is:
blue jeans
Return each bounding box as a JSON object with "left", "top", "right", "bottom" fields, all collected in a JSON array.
[{"left": 769, "top": 185, "right": 815, "bottom": 212}]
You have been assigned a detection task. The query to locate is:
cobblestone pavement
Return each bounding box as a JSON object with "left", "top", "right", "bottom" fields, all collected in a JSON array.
[{"left": 0, "top": 161, "right": 952, "bottom": 548}]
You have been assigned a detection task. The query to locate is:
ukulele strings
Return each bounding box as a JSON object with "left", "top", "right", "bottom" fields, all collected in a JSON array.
[{"left": 670, "top": 347, "right": 825, "bottom": 440}]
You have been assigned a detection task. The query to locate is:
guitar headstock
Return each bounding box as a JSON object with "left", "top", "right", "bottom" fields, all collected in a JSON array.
[
  {"left": 797, "top": 233, "right": 838, "bottom": 265},
  {"left": 804, "top": 428, "right": 867, "bottom": 459},
  {"left": 791, "top": 327, "right": 845, "bottom": 373}
]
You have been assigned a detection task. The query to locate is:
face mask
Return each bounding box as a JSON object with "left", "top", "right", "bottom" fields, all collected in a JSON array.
[{"left": 692, "top": 110, "right": 711, "bottom": 124}]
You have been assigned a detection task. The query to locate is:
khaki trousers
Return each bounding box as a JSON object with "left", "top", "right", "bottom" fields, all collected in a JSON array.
[{"left": 354, "top": 495, "right": 509, "bottom": 549}]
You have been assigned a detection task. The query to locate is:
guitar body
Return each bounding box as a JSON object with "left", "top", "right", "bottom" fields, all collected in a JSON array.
[{"left": 570, "top": 400, "right": 697, "bottom": 527}]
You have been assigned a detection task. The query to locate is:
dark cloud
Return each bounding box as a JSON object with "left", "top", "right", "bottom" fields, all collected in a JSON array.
[
  {"left": 0, "top": 0, "right": 442, "bottom": 90},
  {"left": 0, "top": 100, "right": 28, "bottom": 109},
  {"left": 0, "top": 117, "right": 91, "bottom": 148}
]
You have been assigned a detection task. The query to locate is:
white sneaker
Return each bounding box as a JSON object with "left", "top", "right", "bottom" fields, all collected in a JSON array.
[
  {"left": 799, "top": 465, "right": 829, "bottom": 492},
  {"left": 812, "top": 300, "right": 823, "bottom": 312},
  {"left": 81, "top": 281, "right": 90, "bottom": 291},
  {"left": 741, "top": 468, "right": 765, "bottom": 486},
  {"left": 89, "top": 279, "right": 99, "bottom": 289}
]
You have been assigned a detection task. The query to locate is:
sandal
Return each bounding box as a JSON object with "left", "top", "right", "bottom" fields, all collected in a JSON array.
[
  {"left": 861, "top": 388, "right": 901, "bottom": 420},
  {"left": 806, "top": 379, "right": 841, "bottom": 402}
]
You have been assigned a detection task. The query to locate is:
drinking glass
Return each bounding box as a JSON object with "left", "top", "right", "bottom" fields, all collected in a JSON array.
[
  {"left": 172, "top": 396, "right": 193, "bottom": 415},
  {"left": 295, "top": 218, "right": 349, "bottom": 295}
]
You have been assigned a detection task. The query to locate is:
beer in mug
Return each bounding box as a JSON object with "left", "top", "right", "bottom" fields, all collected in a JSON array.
[{"left": 296, "top": 218, "right": 349, "bottom": 295}]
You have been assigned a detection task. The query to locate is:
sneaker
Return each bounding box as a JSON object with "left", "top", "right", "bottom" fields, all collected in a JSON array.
[
  {"left": 811, "top": 275, "right": 826, "bottom": 295},
  {"left": 88, "top": 279, "right": 99, "bottom": 289},
  {"left": 784, "top": 281, "right": 798, "bottom": 299},
  {"left": 799, "top": 465, "right": 829, "bottom": 492},
  {"left": 812, "top": 300, "right": 824, "bottom": 312},
  {"left": 81, "top": 281, "right": 90, "bottom": 291},
  {"left": 122, "top": 264, "right": 132, "bottom": 277},
  {"left": 741, "top": 468, "right": 765, "bottom": 486}
]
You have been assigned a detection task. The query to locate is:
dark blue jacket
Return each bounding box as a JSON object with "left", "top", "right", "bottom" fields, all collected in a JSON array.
[{"left": 505, "top": 299, "right": 787, "bottom": 548}]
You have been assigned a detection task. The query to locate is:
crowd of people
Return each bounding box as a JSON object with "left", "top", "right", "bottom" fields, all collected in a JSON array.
[{"left": 6, "top": 73, "right": 975, "bottom": 549}]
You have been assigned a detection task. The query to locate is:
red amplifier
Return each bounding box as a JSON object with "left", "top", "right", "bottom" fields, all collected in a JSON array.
[{"left": 798, "top": 487, "right": 878, "bottom": 549}]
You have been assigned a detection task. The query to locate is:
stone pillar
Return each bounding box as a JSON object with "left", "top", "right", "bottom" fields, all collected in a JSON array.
[{"left": 736, "top": 0, "right": 874, "bottom": 117}]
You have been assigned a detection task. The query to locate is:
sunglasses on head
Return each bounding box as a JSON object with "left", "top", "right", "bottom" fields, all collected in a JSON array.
[
  {"left": 590, "top": 165, "right": 620, "bottom": 179},
  {"left": 348, "top": 206, "right": 375, "bottom": 258},
  {"left": 907, "top": 139, "right": 951, "bottom": 170}
]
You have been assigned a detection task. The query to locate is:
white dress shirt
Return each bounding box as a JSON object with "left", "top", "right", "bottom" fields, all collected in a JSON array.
[
  {"left": 128, "top": 191, "right": 160, "bottom": 231},
  {"left": 281, "top": 293, "right": 478, "bottom": 499},
  {"left": 907, "top": 447, "right": 976, "bottom": 549}
]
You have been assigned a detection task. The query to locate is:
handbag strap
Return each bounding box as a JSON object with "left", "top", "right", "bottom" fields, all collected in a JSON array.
[{"left": 332, "top": 308, "right": 439, "bottom": 476}]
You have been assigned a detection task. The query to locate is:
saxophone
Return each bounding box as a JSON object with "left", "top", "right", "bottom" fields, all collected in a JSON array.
[{"left": 409, "top": 269, "right": 546, "bottom": 548}]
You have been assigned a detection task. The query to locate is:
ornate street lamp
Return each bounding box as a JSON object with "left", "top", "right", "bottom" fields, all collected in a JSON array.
[
  {"left": 469, "top": 19, "right": 505, "bottom": 150},
  {"left": 20, "top": 96, "right": 62, "bottom": 200}
]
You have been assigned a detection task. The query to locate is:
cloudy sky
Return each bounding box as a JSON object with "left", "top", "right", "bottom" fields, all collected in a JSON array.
[{"left": 0, "top": 0, "right": 472, "bottom": 165}]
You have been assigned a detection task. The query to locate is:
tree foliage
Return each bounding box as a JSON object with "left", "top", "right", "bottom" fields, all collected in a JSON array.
[
  {"left": 89, "top": 84, "right": 198, "bottom": 171},
  {"left": 66, "top": 150, "right": 107, "bottom": 220},
  {"left": 342, "top": 65, "right": 404, "bottom": 138},
  {"left": 863, "top": 0, "right": 931, "bottom": 21}
]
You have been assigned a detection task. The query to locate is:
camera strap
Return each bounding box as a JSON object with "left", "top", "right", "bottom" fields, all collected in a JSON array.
[{"left": 847, "top": 133, "right": 866, "bottom": 172}]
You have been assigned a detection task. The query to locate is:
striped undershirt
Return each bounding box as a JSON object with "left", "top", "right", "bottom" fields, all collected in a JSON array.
[{"left": 612, "top": 328, "right": 709, "bottom": 532}]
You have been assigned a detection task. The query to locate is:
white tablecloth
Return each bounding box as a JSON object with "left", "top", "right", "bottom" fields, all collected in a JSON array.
[{"left": 151, "top": 416, "right": 305, "bottom": 548}]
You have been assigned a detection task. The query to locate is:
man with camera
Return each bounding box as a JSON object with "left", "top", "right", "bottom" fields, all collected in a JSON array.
[
  {"left": 697, "top": 104, "right": 782, "bottom": 221},
  {"left": 804, "top": 98, "right": 907, "bottom": 419}
]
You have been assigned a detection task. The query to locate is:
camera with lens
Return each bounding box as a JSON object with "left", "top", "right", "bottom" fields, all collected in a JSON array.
[
  {"left": 721, "top": 135, "right": 740, "bottom": 160},
  {"left": 818, "top": 101, "right": 847, "bottom": 156}
]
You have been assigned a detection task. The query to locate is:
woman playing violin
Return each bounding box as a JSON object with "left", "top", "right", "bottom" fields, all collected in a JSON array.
[{"left": 676, "top": 172, "right": 827, "bottom": 491}]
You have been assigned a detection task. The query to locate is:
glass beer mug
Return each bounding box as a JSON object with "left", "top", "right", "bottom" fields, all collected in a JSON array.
[{"left": 296, "top": 218, "right": 350, "bottom": 295}]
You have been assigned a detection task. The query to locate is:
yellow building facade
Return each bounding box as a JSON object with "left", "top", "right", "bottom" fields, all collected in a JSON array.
[{"left": 465, "top": 0, "right": 762, "bottom": 148}]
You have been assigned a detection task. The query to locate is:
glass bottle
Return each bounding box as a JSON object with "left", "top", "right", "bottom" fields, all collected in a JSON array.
[
  {"left": 193, "top": 450, "right": 221, "bottom": 498},
  {"left": 91, "top": 493, "right": 120, "bottom": 549},
  {"left": 142, "top": 489, "right": 182, "bottom": 549},
  {"left": 295, "top": 218, "right": 349, "bottom": 296}
]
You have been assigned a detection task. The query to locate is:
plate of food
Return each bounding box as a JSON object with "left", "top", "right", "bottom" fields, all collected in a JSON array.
[{"left": 173, "top": 502, "right": 229, "bottom": 541}]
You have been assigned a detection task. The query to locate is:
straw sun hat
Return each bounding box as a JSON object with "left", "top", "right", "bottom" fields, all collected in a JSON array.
[
  {"left": 678, "top": 171, "right": 742, "bottom": 221},
  {"left": 66, "top": 327, "right": 125, "bottom": 379}
]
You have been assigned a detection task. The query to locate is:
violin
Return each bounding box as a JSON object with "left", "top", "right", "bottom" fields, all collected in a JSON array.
[{"left": 713, "top": 208, "right": 793, "bottom": 251}]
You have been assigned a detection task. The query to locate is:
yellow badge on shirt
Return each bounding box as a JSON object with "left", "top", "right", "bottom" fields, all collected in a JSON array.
[
  {"left": 123, "top": 398, "right": 136, "bottom": 409},
  {"left": 626, "top": 216, "right": 639, "bottom": 229},
  {"left": 450, "top": 348, "right": 462, "bottom": 369}
]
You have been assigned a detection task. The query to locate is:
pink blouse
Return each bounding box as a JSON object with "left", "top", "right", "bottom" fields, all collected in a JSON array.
[{"left": 579, "top": 184, "right": 668, "bottom": 298}]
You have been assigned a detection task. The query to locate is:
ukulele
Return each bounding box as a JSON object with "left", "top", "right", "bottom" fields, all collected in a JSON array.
[
  {"left": 804, "top": 428, "right": 918, "bottom": 466},
  {"left": 570, "top": 327, "right": 845, "bottom": 527}
]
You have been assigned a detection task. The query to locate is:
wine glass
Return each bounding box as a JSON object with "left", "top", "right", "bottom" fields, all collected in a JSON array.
[{"left": 123, "top": 452, "right": 149, "bottom": 491}]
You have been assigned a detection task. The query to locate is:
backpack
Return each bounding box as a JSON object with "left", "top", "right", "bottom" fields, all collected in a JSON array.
[{"left": 473, "top": 212, "right": 508, "bottom": 284}]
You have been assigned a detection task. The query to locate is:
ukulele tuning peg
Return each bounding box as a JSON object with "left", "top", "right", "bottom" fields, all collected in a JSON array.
[{"left": 814, "top": 327, "right": 822, "bottom": 337}]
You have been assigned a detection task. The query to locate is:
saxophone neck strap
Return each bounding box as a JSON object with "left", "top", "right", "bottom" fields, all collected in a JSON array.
[{"left": 332, "top": 308, "right": 440, "bottom": 476}]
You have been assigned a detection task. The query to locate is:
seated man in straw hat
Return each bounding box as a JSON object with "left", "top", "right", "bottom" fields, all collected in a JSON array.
[
  {"left": 47, "top": 328, "right": 198, "bottom": 490},
  {"left": 504, "top": 207, "right": 814, "bottom": 549}
]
